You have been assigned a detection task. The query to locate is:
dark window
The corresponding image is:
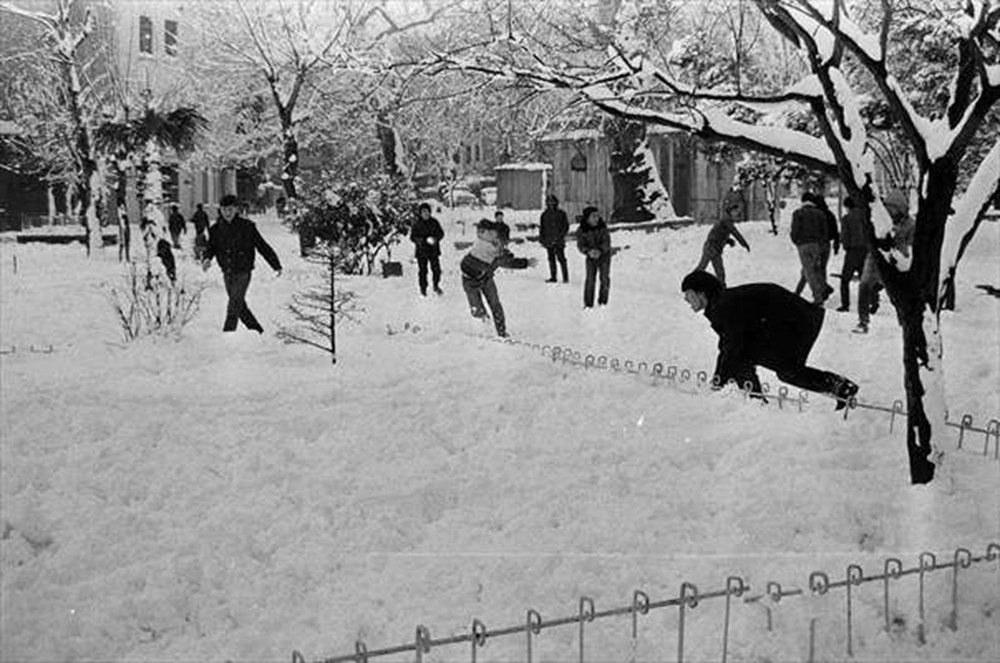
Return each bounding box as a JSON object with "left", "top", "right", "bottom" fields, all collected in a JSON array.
[
  {"left": 464, "top": 144, "right": 472, "bottom": 163},
  {"left": 139, "top": 16, "right": 153, "bottom": 54},
  {"left": 164, "top": 20, "right": 178, "bottom": 56},
  {"left": 570, "top": 153, "right": 587, "bottom": 172},
  {"left": 474, "top": 144, "right": 481, "bottom": 162}
]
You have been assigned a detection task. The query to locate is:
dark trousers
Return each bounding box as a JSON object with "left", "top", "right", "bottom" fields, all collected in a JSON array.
[
  {"left": 417, "top": 254, "right": 441, "bottom": 294},
  {"left": 223, "top": 271, "right": 263, "bottom": 332},
  {"left": 695, "top": 241, "right": 726, "bottom": 285},
  {"left": 583, "top": 255, "right": 610, "bottom": 307},
  {"left": 839, "top": 247, "right": 867, "bottom": 308},
  {"left": 463, "top": 276, "right": 505, "bottom": 336},
  {"left": 546, "top": 245, "right": 568, "bottom": 281},
  {"left": 730, "top": 361, "right": 846, "bottom": 396}
]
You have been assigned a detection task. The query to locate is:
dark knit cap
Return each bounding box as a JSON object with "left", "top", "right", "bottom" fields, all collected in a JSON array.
[
  {"left": 681, "top": 270, "right": 724, "bottom": 299},
  {"left": 220, "top": 194, "right": 239, "bottom": 207}
]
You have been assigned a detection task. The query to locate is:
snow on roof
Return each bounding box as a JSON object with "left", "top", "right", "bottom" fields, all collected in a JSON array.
[
  {"left": 540, "top": 125, "right": 682, "bottom": 142},
  {"left": 495, "top": 162, "right": 553, "bottom": 171}
]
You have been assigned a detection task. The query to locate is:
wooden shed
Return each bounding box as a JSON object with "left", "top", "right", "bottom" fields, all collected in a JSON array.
[
  {"left": 537, "top": 127, "right": 768, "bottom": 224},
  {"left": 495, "top": 163, "right": 552, "bottom": 210}
]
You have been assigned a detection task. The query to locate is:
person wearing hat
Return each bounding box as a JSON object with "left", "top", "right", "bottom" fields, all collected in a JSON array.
[
  {"left": 459, "top": 219, "right": 531, "bottom": 337},
  {"left": 853, "top": 191, "right": 913, "bottom": 334},
  {"left": 201, "top": 194, "right": 282, "bottom": 334},
  {"left": 539, "top": 194, "right": 570, "bottom": 283},
  {"left": 409, "top": 202, "right": 445, "bottom": 296},
  {"left": 681, "top": 269, "right": 859, "bottom": 409},
  {"left": 576, "top": 206, "right": 613, "bottom": 308}
]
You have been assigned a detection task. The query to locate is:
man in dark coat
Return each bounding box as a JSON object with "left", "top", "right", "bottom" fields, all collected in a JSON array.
[
  {"left": 409, "top": 202, "right": 444, "bottom": 296},
  {"left": 201, "top": 194, "right": 282, "bottom": 333},
  {"left": 576, "top": 206, "right": 612, "bottom": 308},
  {"left": 681, "top": 270, "right": 859, "bottom": 409},
  {"left": 837, "top": 196, "right": 868, "bottom": 312},
  {"left": 168, "top": 204, "right": 186, "bottom": 249},
  {"left": 791, "top": 192, "right": 834, "bottom": 304},
  {"left": 539, "top": 194, "right": 569, "bottom": 283}
]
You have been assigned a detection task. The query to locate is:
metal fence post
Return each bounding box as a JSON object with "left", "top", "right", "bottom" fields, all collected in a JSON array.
[{"left": 678, "top": 582, "right": 698, "bottom": 663}]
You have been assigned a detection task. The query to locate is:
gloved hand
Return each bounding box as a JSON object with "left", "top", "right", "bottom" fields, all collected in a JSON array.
[
  {"left": 726, "top": 237, "right": 736, "bottom": 247},
  {"left": 588, "top": 249, "right": 600, "bottom": 259}
]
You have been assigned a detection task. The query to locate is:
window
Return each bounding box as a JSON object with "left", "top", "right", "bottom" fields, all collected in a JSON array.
[
  {"left": 474, "top": 144, "right": 481, "bottom": 162},
  {"left": 139, "top": 16, "right": 153, "bottom": 54},
  {"left": 464, "top": 144, "right": 472, "bottom": 163},
  {"left": 164, "top": 20, "right": 178, "bottom": 56},
  {"left": 570, "top": 153, "right": 588, "bottom": 172}
]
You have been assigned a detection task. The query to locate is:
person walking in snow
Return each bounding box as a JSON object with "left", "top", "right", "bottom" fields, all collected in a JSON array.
[
  {"left": 201, "top": 194, "right": 282, "bottom": 334},
  {"left": 168, "top": 204, "right": 187, "bottom": 249},
  {"left": 460, "top": 219, "right": 531, "bottom": 338},
  {"left": 836, "top": 196, "right": 868, "bottom": 312},
  {"left": 794, "top": 192, "right": 840, "bottom": 300},
  {"left": 681, "top": 270, "right": 859, "bottom": 409},
  {"left": 693, "top": 199, "right": 751, "bottom": 286},
  {"left": 853, "top": 192, "right": 913, "bottom": 334},
  {"left": 409, "top": 202, "right": 444, "bottom": 296},
  {"left": 790, "top": 192, "right": 834, "bottom": 304},
  {"left": 539, "top": 194, "right": 570, "bottom": 283},
  {"left": 191, "top": 202, "right": 210, "bottom": 261},
  {"left": 577, "top": 206, "right": 613, "bottom": 308}
]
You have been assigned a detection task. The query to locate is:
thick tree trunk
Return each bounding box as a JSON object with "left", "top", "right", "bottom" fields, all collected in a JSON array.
[
  {"left": 890, "top": 282, "right": 938, "bottom": 484},
  {"left": 280, "top": 116, "right": 299, "bottom": 201}
]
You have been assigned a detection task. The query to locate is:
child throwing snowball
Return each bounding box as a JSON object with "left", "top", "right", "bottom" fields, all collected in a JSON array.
[{"left": 460, "top": 220, "right": 532, "bottom": 338}]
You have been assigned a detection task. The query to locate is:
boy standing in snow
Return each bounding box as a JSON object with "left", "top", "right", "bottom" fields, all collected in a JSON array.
[
  {"left": 681, "top": 270, "right": 859, "bottom": 409},
  {"left": 460, "top": 220, "right": 531, "bottom": 338},
  {"left": 168, "top": 204, "right": 187, "bottom": 249},
  {"left": 409, "top": 202, "right": 444, "bottom": 296},
  {"left": 693, "top": 201, "right": 750, "bottom": 286},
  {"left": 539, "top": 194, "right": 570, "bottom": 283},
  {"left": 577, "top": 206, "right": 613, "bottom": 308},
  {"left": 201, "top": 194, "right": 282, "bottom": 334}
]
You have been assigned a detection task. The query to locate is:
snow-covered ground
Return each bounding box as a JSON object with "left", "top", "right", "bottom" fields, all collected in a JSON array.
[{"left": 1, "top": 208, "right": 997, "bottom": 662}]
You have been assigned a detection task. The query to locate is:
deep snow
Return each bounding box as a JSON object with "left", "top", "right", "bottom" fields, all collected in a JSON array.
[{"left": 1, "top": 207, "right": 997, "bottom": 662}]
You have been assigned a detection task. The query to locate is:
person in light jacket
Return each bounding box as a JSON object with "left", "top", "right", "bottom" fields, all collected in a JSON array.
[{"left": 460, "top": 220, "right": 531, "bottom": 337}]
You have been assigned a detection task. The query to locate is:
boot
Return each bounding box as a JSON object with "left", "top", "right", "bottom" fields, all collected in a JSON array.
[{"left": 833, "top": 378, "right": 859, "bottom": 411}]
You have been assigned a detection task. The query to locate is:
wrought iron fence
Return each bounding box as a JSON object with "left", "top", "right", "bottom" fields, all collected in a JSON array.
[
  {"left": 293, "top": 543, "right": 999, "bottom": 663},
  {"left": 480, "top": 335, "right": 999, "bottom": 462}
]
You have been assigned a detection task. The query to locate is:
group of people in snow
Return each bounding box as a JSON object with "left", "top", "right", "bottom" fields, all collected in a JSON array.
[{"left": 409, "top": 195, "right": 617, "bottom": 338}]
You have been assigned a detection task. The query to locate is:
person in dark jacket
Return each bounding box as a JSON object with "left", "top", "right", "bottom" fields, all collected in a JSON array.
[
  {"left": 694, "top": 206, "right": 750, "bottom": 286},
  {"left": 460, "top": 220, "right": 531, "bottom": 337},
  {"left": 409, "top": 202, "right": 444, "bottom": 296},
  {"left": 577, "top": 206, "right": 612, "bottom": 308},
  {"left": 201, "top": 194, "right": 282, "bottom": 333},
  {"left": 837, "top": 196, "right": 868, "bottom": 312},
  {"left": 790, "top": 192, "right": 835, "bottom": 304},
  {"left": 192, "top": 203, "right": 210, "bottom": 261},
  {"left": 539, "top": 194, "right": 570, "bottom": 283},
  {"left": 681, "top": 270, "right": 859, "bottom": 409},
  {"left": 168, "top": 204, "right": 187, "bottom": 249}
]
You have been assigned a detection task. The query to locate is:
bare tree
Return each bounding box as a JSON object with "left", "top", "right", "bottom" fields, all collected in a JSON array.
[{"left": 1, "top": 0, "right": 105, "bottom": 253}]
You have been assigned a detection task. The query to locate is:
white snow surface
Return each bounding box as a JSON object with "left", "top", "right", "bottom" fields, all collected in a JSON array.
[{"left": 1, "top": 210, "right": 999, "bottom": 663}]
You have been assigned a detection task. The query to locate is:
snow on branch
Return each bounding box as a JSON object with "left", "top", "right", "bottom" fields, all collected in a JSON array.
[{"left": 939, "top": 137, "right": 1000, "bottom": 293}]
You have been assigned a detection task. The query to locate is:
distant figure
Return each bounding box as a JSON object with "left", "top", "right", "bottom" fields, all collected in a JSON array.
[
  {"left": 681, "top": 270, "right": 859, "bottom": 409},
  {"left": 791, "top": 192, "right": 834, "bottom": 304},
  {"left": 854, "top": 192, "right": 913, "bottom": 334},
  {"left": 539, "top": 194, "right": 570, "bottom": 283},
  {"left": 191, "top": 202, "right": 210, "bottom": 260},
  {"left": 837, "top": 196, "right": 868, "bottom": 312},
  {"left": 140, "top": 201, "right": 175, "bottom": 282},
  {"left": 460, "top": 219, "right": 531, "bottom": 338},
  {"left": 201, "top": 194, "right": 282, "bottom": 334},
  {"left": 577, "top": 206, "right": 612, "bottom": 308},
  {"left": 694, "top": 202, "right": 750, "bottom": 286},
  {"left": 116, "top": 198, "right": 131, "bottom": 263},
  {"left": 167, "top": 204, "right": 186, "bottom": 249},
  {"left": 721, "top": 182, "right": 747, "bottom": 224},
  {"left": 409, "top": 202, "right": 444, "bottom": 296}
]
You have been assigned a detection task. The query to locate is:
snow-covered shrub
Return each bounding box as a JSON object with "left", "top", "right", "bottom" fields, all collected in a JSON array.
[
  {"left": 107, "top": 264, "right": 204, "bottom": 341},
  {"left": 285, "top": 173, "right": 414, "bottom": 275}
]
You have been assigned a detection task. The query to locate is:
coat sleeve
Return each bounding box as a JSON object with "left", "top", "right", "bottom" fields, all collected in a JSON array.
[
  {"left": 433, "top": 219, "right": 444, "bottom": 241},
  {"left": 202, "top": 227, "right": 217, "bottom": 263},
  {"left": 711, "top": 303, "right": 750, "bottom": 387},
  {"left": 253, "top": 225, "right": 282, "bottom": 271},
  {"left": 599, "top": 228, "right": 612, "bottom": 254},
  {"left": 497, "top": 249, "right": 529, "bottom": 269},
  {"left": 789, "top": 210, "right": 802, "bottom": 245},
  {"left": 558, "top": 211, "right": 569, "bottom": 236}
]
